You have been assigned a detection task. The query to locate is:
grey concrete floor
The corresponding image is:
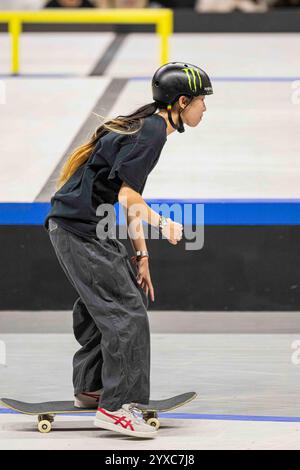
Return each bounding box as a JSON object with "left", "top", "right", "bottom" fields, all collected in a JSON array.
[
  {"left": 1, "top": 415, "right": 300, "bottom": 450},
  {"left": 1, "top": 328, "right": 300, "bottom": 450},
  {"left": 0, "top": 329, "right": 299, "bottom": 416}
]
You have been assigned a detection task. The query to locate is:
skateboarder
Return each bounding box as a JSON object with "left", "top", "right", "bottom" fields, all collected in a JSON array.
[{"left": 44, "top": 62, "right": 213, "bottom": 438}]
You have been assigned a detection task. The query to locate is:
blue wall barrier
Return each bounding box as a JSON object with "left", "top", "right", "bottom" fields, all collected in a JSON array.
[{"left": 0, "top": 200, "right": 300, "bottom": 225}]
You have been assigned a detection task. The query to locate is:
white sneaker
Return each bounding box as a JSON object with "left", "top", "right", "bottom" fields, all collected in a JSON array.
[
  {"left": 94, "top": 403, "right": 158, "bottom": 438},
  {"left": 74, "top": 389, "right": 103, "bottom": 408}
]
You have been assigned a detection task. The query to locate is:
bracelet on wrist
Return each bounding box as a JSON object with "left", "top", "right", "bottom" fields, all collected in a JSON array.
[{"left": 136, "top": 250, "right": 149, "bottom": 261}]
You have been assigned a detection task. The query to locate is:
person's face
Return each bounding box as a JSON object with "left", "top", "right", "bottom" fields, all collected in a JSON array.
[{"left": 178, "top": 95, "right": 207, "bottom": 127}]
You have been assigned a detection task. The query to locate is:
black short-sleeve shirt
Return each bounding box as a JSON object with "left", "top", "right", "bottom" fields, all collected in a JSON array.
[{"left": 44, "top": 113, "right": 167, "bottom": 239}]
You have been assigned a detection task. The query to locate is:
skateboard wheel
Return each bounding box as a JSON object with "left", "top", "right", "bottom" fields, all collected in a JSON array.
[
  {"left": 146, "top": 418, "right": 160, "bottom": 430},
  {"left": 38, "top": 420, "right": 51, "bottom": 433}
]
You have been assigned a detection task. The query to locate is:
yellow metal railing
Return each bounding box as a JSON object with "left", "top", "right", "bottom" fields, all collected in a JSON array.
[{"left": 0, "top": 8, "right": 173, "bottom": 75}]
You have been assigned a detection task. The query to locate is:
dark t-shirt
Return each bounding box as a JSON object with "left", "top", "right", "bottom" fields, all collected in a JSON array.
[{"left": 44, "top": 113, "right": 167, "bottom": 239}]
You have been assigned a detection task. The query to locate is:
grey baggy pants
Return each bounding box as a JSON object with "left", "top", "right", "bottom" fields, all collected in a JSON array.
[{"left": 47, "top": 217, "right": 150, "bottom": 411}]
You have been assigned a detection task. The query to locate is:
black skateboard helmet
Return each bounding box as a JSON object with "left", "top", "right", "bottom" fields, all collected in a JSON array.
[{"left": 152, "top": 61, "right": 213, "bottom": 133}]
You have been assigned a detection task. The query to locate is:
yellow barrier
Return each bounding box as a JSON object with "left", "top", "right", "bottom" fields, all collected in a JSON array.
[{"left": 0, "top": 8, "right": 173, "bottom": 75}]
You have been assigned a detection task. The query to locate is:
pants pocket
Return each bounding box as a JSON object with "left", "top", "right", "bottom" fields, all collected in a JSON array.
[
  {"left": 49, "top": 223, "right": 70, "bottom": 257},
  {"left": 123, "top": 256, "right": 149, "bottom": 309},
  {"left": 48, "top": 218, "right": 58, "bottom": 233}
]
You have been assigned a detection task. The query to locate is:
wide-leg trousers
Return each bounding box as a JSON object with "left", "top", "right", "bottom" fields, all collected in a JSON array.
[{"left": 47, "top": 217, "right": 150, "bottom": 411}]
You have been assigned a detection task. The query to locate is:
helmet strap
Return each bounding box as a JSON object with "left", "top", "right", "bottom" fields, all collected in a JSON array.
[
  {"left": 167, "top": 104, "right": 185, "bottom": 134},
  {"left": 177, "top": 112, "right": 185, "bottom": 133}
]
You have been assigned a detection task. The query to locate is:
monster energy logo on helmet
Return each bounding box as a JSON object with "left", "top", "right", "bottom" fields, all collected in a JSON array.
[{"left": 182, "top": 67, "right": 203, "bottom": 93}]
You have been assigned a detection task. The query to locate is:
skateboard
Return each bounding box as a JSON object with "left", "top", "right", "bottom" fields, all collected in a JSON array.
[{"left": 0, "top": 391, "right": 197, "bottom": 433}]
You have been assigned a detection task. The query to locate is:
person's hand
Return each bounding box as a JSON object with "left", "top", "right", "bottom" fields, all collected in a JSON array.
[
  {"left": 131, "top": 256, "right": 155, "bottom": 302},
  {"left": 162, "top": 218, "right": 183, "bottom": 245}
]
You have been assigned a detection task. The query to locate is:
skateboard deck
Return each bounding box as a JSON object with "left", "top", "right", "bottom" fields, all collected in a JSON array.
[{"left": 0, "top": 391, "right": 197, "bottom": 432}]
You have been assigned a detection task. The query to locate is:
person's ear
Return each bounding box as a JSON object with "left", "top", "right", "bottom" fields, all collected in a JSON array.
[{"left": 178, "top": 96, "right": 187, "bottom": 110}]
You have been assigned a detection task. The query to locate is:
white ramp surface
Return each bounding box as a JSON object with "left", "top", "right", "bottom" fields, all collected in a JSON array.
[
  {"left": 0, "top": 33, "right": 114, "bottom": 76},
  {"left": 0, "top": 77, "right": 109, "bottom": 201}
]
